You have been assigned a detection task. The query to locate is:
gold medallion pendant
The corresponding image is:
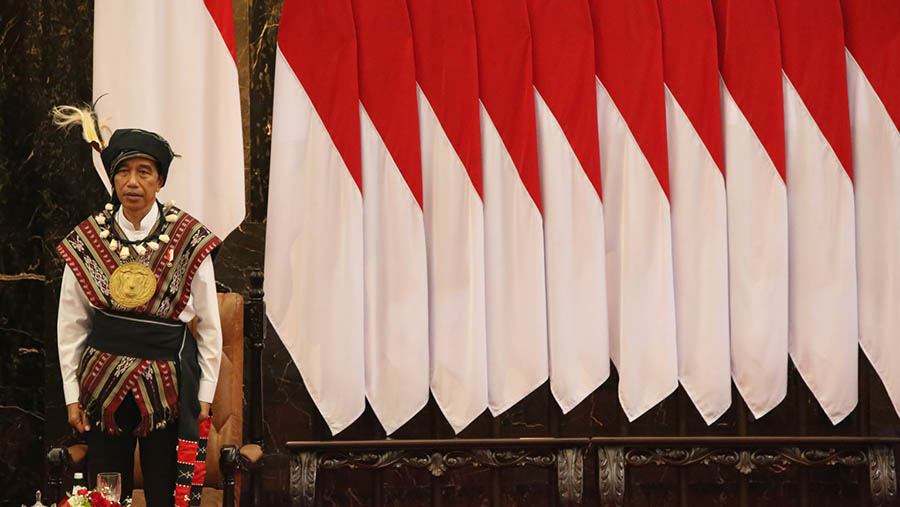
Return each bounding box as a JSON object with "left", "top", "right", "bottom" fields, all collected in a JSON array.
[{"left": 109, "top": 262, "right": 157, "bottom": 308}]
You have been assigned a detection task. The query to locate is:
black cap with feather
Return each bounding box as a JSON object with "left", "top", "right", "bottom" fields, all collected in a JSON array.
[{"left": 101, "top": 128, "right": 179, "bottom": 184}]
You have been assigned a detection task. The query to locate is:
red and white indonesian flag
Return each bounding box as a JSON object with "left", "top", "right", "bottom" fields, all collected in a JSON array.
[
  {"left": 471, "top": 0, "right": 549, "bottom": 416},
  {"left": 352, "top": 0, "right": 430, "bottom": 434},
  {"left": 712, "top": 0, "right": 788, "bottom": 419},
  {"left": 265, "top": 0, "right": 365, "bottom": 434},
  {"left": 93, "top": 0, "right": 244, "bottom": 238},
  {"left": 526, "top": 0, "right": 609, "bottom": 414},
  {"left": 658, "top": 0, "right": 730, "bottom": 424},
  {"left": 589, "top": 0, "right": 678, "bottom": 421},
  {"left": 776, "top": 0, "right": 859, "bottom": 424},
  {"left": 841, "top": 0, "right": 900, "bottom": 418},
  {"left": 407, "top": 0, "right": 488, "bottom": 433}
]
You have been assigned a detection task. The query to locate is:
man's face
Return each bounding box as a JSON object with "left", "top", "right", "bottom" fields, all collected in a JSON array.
[{"left": 113, "top": 157, "right": 163, "bottom": 214}]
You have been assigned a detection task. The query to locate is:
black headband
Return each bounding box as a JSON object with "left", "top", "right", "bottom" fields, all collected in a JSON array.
[{"left": 101, "top": 128, "right": 178, "bottom": 182}]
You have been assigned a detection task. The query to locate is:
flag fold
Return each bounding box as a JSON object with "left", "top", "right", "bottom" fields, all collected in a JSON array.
[
  {"left": 527, "top": 0, "right": 610, "bottom": 414},
  {"left": 407, "top": 0, "right": 488, "bottom": 433},
  {"left": 266, "top": 0, "right": 365, "bottom": 435},
  {"left": 472, "top": 0, "right": 549, "bottom": 416}
]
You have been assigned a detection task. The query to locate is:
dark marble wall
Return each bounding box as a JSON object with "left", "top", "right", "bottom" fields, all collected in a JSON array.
[
  {"left": 1, "top": 1, "right": 899, "bottom": 506},
  {"left": 0, "top": 0, "right": 101, "bottom": 504}
]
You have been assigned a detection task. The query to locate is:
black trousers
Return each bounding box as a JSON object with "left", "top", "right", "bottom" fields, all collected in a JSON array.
[{"left": 86, "top": 393, "right": 178, "bottom": 507}]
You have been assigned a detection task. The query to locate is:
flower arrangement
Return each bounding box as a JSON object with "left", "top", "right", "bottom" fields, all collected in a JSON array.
[{"left": 57, "top": 489, "right": 130, "bottom": 507}]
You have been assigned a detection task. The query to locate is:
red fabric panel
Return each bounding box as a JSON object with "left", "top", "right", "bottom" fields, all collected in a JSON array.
[
  {"left": 278, "top": 0, "right": 362, "bottom": 189},
  {"left": 527, "top": 0, "right": 602, "bottom": 197},
  {"left": 177, "top": 439, "right": 199, "bottom": 463},
  {"left": 407, "top": 0, "right": 483, "bottom": 197},
  {"left": 174, "top": 484, "right": 191, "bottom": 507},
  {"left": 711, "top": 0, "right": 786, "bottom": 181},
  {"left": 203, "top": 0, "right": 237, "bottom": 63},
  {"left": 589, "top": 0, "right": 670, "bottom": 198},
  {"left": 471, "top": 0, "right": 542, "bottom": 212},
  {"left": 775, "top": 0, "right": 853, "bottom": 179},
  {"left": 841, "top": 0, "right": 900, "bottom": 132},
  {"left": 192, "top": 460, "right": 207, "bottom": 485},
  {"left": 658, "top": 0, "right": 724, "bottom": 173},
  {"left": 351, "top": 0, "right": 423, "bottom": 208}
]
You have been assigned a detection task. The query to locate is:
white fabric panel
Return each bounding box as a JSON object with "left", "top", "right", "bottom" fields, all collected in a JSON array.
[
  {"left": 720, "top": 81, "right": 789, "bottom": 419},
  {"left": 782, "top": 73, "right": 859, "bottom": 425},
  {"left": 265, "top": 48, "right": 365, "bottom": 435},
  {"left": 595, "top": 79, "right": 678, "bottom": 421},
  {"left": 93, "top": 0, "right": 245, "bottom": 238},
  {"left": 664, "top": 86, "right": 731, "bottom": 424},
  {"left": 360, "top": 104, "right": 430, "bottom": 434},
  {"left": 846, "top": 50, "right": 900, "bottom": 418},
  {"left": 417, "top": 86, "right": 488, "bottom": 433},
  {"left": 533, "top": 89, "right": 609, "bottom": 414},
  {"left": 480, "top": 101, "right": 549, "bottom": 417}
]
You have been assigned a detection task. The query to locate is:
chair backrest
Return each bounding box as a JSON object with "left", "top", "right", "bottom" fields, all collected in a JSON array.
[{"left": 134, "top": 292, "right": 244, "bottom": 487}]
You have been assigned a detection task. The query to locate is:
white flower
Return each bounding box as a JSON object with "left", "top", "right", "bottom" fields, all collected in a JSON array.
[
  {"left": 159, "top": 234, "right": 170, "bottom": 243},
  {"left": 105, "top": 203, "right": 114, "bottom": 211},
  {"left": 165, "top": 200, "right": 176, "bottom": 208},
  {"left": 99, "top": 230, "right": 110, "bottom": 239},
  {"left": 109, "top": 239, "right": 118, "bottom": 250},
  {"left": 96, "top": 215, "right": 106, "bottom": 225},
  {"left": 135, "top": 244, "right": 147, "bottom": 256},
  {"left": 147, "top": 241, "right": 160, "bottom": 251},
  {"left": 165, "top": 213, "right": 177, "bottom": 223},
  {"left": 119, "top": 247, "right": 130, "bottom": 259}
]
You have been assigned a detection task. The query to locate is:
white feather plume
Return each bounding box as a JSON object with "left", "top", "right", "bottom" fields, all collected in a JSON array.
[{"left": 51, "top": 103, "right": 107, "bottom": 152}]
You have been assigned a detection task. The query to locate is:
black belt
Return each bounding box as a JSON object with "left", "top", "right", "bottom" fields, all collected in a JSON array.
[{"left": 86, "top": 309, "right": 202, "bottom": 441}]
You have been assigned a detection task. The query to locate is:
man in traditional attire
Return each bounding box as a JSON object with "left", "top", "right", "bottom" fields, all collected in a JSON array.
[{"left": 55, "top": 110, "right": 223, "bottom": 507}]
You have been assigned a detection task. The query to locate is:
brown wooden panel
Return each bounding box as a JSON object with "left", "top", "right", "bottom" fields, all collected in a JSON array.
[
  {"left": 745, "top": 467, "right": 804, "bottom": 507},
  {"left": 626, "top": 465, "right": 680, "bottom": 507},
  {"left": 498, "top": 467, "right": 554, "bottom": 507},
  {"left": 681, "top": 464, "right": 741, "bottom": 507},
  {"left": 807, "top": 466, "right": 868, "bottom": 507},
  {"left": 434, "top": 466, "right": 492, "bottom": 507},
  {"left": 316, "top": 469, "right": 375, "bottom": 507},
  {"left": 380, "top": 467, "right": 433, "bottom": 507}
]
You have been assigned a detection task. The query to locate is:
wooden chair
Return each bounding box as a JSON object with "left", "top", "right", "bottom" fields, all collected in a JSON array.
[{"left": 48, "top": 291, "right": 262, "bottom": 507}]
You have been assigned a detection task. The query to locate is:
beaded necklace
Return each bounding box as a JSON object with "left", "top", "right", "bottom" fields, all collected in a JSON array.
[{"left": 93, "top": 200, "right": 179, "bottom": 265}]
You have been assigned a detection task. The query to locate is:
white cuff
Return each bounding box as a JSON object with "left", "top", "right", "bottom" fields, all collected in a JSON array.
[
  {"left": 198, "top": 379, "right": 218, "bottom": 404},
  {"left": 63, "top": 381, "right": 81, "bottom": 406}
]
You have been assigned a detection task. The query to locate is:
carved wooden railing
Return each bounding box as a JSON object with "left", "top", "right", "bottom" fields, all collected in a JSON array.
[
  {"left": 244, "top": 270, "right": 268, "bottom": 506},
  {"left": 286, "top": 436, "right": 897, "bottom": 506}
]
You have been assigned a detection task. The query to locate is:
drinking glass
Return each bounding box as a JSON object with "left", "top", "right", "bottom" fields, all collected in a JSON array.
[{"left": 97, "top": 472, "right": 122, "bottom": 502}]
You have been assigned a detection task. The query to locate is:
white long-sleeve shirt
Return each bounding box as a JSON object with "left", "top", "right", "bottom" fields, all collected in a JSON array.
[{"left": 57, "top": 204, "right": 223, "bottom": 405}]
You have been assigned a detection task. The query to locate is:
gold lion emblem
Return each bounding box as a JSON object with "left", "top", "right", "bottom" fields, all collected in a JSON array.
[{"left": 109, "top": 262, "right": 157, "bottom": 308}]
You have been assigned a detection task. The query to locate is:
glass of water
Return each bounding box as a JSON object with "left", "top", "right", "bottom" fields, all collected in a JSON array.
[{"left": 97, "top": 472, "right": 122, "bottom": 502}]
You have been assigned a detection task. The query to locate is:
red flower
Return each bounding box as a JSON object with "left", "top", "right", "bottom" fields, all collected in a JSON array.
[
  {"left": 77, "top": 488, "right": 89, "bottom": 495},
  {"left": 59, "top": 499, "right": 70, "bottom": 507},
  {"left": 88, "top": 490, "right": 111, "bottom": 507}
]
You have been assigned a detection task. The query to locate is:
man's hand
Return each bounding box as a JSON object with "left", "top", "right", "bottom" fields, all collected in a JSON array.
[
  {"left": 67, "top": 403, "right": 90, "bottom": 433},
  {"left": 199, "top": 401, "right": 211, "bottom": 422}
]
